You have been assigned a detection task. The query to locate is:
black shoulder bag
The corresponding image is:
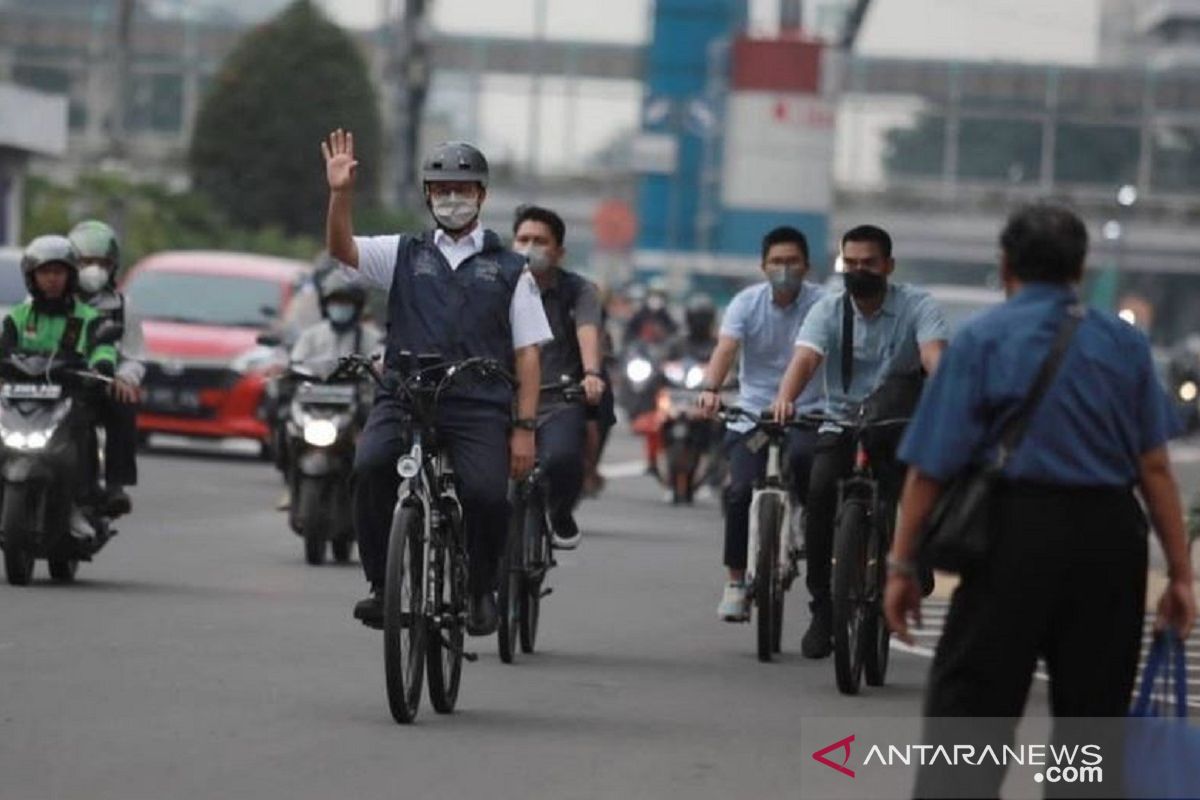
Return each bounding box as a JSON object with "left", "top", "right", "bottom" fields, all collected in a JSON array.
[{"left": 920, "top": 303, "right": 1084, "bottom": 573}]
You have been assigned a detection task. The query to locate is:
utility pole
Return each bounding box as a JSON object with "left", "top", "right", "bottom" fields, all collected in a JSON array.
[
  {"left": 526, "top": 0, "right": 547, "bottom": 196},
  {"left": 110, "top": 0, "right": 136, "bottom": 158},
  {"left": 392, "top": 0, "right": 430, "bottom": 210}
]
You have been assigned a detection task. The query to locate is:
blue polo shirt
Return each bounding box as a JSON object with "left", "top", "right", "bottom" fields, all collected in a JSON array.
[
  {"left": 899, "top": 282, "right": 1181, "bottom": 486},
  {"left": 795, "top": 282, "right": 950, "bottom": 417},
  {"left": 721, "top": 281, "right": 825, "bottom": 430}
]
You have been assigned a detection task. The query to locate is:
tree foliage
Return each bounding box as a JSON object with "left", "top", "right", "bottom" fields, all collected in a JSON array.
[{"left": 188, "top": 0, "right": 382, "bottom": 236}]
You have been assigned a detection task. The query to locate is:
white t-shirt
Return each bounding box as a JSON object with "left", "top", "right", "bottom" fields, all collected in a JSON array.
[{"left": 345, "top": 226, "right": 553, "bottom": 350}]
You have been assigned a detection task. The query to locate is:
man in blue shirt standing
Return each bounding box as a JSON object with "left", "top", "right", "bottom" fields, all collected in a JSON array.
[
  {"left": 771, "top": 225, "right": 949, "bottom": 658},
  {"left": 697, "top": 226, "right": 824, "bottom": 621},
  {"left": 884, "top": 203, "right": 1195, "bottom": 797}
]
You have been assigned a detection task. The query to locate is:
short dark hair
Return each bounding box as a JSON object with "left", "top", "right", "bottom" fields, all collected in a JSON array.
[
  {"left": 999, "top": 202, "right": 1088, "bottom": 284},
  {"left": 760, "top": 226, "right": 809, "bottom": 263},
  {"left": 513, "top": 204, "right": 566, "bottom": 247},
  {"left": 841, "top": 225, "right": 893, "bottom": 259}
]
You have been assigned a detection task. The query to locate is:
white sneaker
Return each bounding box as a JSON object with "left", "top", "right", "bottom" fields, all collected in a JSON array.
[
  {"left": 69, "top": 508, "right": 96, "bottom": 542},
  {"left": 718, "top": 581, "right": 750, "bottom": 622}
]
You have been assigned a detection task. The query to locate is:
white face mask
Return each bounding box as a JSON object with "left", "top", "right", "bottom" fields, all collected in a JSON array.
[
  {"left": 514, "top": 244, "right": 554, "bottom": 274},
  {"left": 78, "top": 264, "right": 110, "bottom": 294},
  {"left": 326, "top": 302, "right": 357, "bottom": 325},
  {"left": 430, "top": 192, "right": 480, "bottom": 231}
]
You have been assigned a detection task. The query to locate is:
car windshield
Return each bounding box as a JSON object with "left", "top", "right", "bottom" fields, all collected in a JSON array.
[
  {"left": 0, "top": 252, "right": 28, "bottom": 307},
  {"left": 126, "top": 270, "right": 282, "bottom": 328}
]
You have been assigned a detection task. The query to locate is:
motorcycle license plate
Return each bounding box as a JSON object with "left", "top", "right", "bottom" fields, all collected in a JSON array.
[
  {"left": 296, "top": 383, "right": 356, "bottom": 404},
  {"left": 1, "top": 384, "right": 62, "bottom": 400}
]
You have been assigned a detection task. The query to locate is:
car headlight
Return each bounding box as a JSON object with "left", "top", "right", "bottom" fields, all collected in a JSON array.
[
  {"left": 626, "top": 358, "right": 653, "bottom": 384},
  {"left": 685, "top": 365, "right": 706, "bottom": 389},
  {"left": 1181, "top": 381, "right": 1198, "bottom": 403},
  {"left": 303, "top": 419, "right": 338, "bottom": 447}
]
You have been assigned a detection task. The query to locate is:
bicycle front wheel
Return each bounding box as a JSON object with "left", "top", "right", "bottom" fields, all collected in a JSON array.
[
  {"left": 832, "top": 498, "right": 869, "bottom": 695},
  {"left": 384, "top": 503, "right": 426, "bottom": 724},
  {"left": 755, "top": 493, "right": 783, "bottom": 662}
]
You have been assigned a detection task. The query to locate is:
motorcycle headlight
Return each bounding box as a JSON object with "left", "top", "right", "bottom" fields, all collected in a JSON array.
[
  {"left": 303, "top": 418, "right": 338, "bottom": 447},
  {"left": 685, "top": 366, "right": 706, "bottom": 389},
  {"left": 626, "top": 358, "right": 653, "bottom": 384},
  {"left": 3, "top": 431, "right": 26, "bottom": 449},
  {"left": 25, "top": 432, "right": 48, "bottom": 450},
  {"left": 1181, "top": 381, "right": 1198, "bottom": 403}
]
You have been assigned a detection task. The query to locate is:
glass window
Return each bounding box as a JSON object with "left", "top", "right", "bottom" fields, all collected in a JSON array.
[
  {"left": 884, "top": 114, "right": 946, "bottom": 179},
  {"left": 1053, "top": 123, "right": 1140, "bottom": 185},
  {"left": 125, "top": 270, "right": 283, "bottom": 329},
  {"left": 1151, "top": 125, "right": 1200, "bottom": 193},
  {"left": 957, "top": 118, "right": 1042, "bottom": 183}
]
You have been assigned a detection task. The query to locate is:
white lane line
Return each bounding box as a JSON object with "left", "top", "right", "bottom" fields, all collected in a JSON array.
[{"left": 599, "top": 460, "right": 649, "bottom": 479}]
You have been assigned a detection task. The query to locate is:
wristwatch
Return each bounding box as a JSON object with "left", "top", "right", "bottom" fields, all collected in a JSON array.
[{"left": 513, "top": 417, "right": 537, "bottom": 431}]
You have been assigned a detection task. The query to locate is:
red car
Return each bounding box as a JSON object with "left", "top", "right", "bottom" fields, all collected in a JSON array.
[{"left": 123, "top": 251, "right": 311, "bottom": 452}]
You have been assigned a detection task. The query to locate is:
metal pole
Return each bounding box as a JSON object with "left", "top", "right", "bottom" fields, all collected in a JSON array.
[
  {"left": 527, "top": 0, "right": 547, "bottom": 195},
  {"left": 110, "top": 0, "right": 136, "bottom": 158},
  {"left": 395, "top": 0, "right": 429, "bottom": 210}
]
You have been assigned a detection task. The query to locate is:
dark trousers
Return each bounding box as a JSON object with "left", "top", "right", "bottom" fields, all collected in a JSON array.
[
  {"left": 353, "top": 396, "right": 510, "bottom": 595},
  {"left": 723, "top": 428, "right": 817, "bottom": 571},
  {"left": 915, "top": 483, "right": 1147, "bottom": 799},
  {"left": 805, "top": 429, "right": 904, "bottom": 611},
  {"left": 100, "top": 396, "right": 138, "bottom": 487},
  {"left": 537, "top": 404, "right": 586, "bottom": 525}
]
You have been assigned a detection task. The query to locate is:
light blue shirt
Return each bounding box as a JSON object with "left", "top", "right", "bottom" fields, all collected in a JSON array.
[
  {"left": 900, "top": 283, "right": 1180, "bottom": 486},
  {"left": 795, "top": 282, "right": 949, "bottom": 417},
  {"left": 721, "top": 281, "right": 825, "bottom": 430}
]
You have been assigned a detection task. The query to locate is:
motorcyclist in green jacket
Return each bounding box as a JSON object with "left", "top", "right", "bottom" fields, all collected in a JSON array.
[{"left": 0, "top": 236, "right": 117, "bottom": 542}]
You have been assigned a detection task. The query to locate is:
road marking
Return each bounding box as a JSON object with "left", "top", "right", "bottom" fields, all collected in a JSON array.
[
  {"left": 1170, "top": 442, "right": 1200, "bottom": 464},
  {"left": 599, "top": 460, "right": 648, "bottom": 479},
  {"left": 901, "top": 601, "right": 1200, "bottom": 710}
]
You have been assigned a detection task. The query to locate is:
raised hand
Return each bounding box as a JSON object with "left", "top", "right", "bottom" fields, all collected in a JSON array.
[{"left": 321, "top": 129, "right": 358, "bottom": 192}]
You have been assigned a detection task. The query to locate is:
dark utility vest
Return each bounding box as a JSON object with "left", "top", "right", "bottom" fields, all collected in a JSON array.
[
  {"left": 537, "top": 270, "right": 586, "bottom": 385},
  {"left": 386, "top": 229, "right": 524, "bottom": 408}
]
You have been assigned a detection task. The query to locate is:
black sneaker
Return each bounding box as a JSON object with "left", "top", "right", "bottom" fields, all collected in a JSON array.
[
  {"left": 104, "top": 488, "right": 132, "bottom": 518},
  {"left": 550, "top": 512, "right": 581, "bottom": 550},
  {"left": 353, "top": 586, "right": 383, "bottom": 629},
  {"left": 467, "top": 591, "right": 498, "bottom": 637},
  {"left": 801, "top": 604, "right": 833, "bottom": 659}
]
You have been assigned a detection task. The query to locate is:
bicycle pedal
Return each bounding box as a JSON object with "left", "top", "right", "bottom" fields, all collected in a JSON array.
[{"left": 539, "top": 587, "right": 553, "bottom": 598}]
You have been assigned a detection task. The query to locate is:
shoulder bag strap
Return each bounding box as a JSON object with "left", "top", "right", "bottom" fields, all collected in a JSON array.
[{"left": 841, "top": 293, "right": 854, "bottom": 394}]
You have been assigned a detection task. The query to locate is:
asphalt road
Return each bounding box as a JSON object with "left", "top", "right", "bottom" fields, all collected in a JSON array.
[{"left": 2, "top": 431, "right": 1198, "bottom": 800}]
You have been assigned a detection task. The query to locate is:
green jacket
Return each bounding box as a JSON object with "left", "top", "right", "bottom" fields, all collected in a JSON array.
[{"left": 1, "top": 299, "right": 118, "bottom": 371}]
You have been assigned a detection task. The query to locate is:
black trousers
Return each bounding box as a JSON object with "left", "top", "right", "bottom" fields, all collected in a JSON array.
[
  {"left": 915, "top": 483, "right": 1148, "bottom": 799},
  {"left": 722, "top": 428, "right": 816, "bottom": 571},
  {"left": 805, "top": 429, "right": 904, "bottom": 611},
  {"left": 537, "top": 403, "right": 586, "bottom": 526},
  {"left": 99, "top": 395, "right": 138, "bottom": 487},
  {"left": 353, "top": 396, "right": 510, "bottom": 595}
]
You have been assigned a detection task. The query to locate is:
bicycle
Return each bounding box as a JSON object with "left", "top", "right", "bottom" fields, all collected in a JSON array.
[
  {"left": 819, "top": 411, "right": 910, "bottom": 696},
  {"left": 719, "top": 407, "right": 811, "bottom": 662},
  {"left": 498, "top": 379, "right": 585, "bottom": 664},
  {"left": 343, "top": 352, "right": 515, "bottom": 724}
]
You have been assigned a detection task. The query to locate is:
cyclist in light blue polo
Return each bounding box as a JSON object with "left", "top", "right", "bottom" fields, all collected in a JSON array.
[
  {"left": 697, "top": 226, "right": 824, "bottom": 622},
  {"left": 770, "top": 224, "right": 949, "bottom": 658}
]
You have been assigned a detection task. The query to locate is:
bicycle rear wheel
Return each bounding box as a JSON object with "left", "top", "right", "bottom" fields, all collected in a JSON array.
[
  {"left": 755, "top": 493, "right": 783, "bottom": 662},
  {"left": 384, "top": 504, "right": 426, "bottom": 724},
  {"left": 428, "top": 507, "right": 465, "bottom": 713},
  {"left": 832, "top": 498, "right": 869, "bottom": 695},
  {"left": 497, "top": 490, "right": 525, "bottom": 664}
]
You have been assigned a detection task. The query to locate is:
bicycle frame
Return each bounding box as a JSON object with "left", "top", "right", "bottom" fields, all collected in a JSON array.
[{"left": 745, "top": 433, "right": 793, "bottom": 589}]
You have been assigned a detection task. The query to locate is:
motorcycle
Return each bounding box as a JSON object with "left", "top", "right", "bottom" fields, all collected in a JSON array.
[
  {"left": 0, "top": 350, "right": 118, "bottom": 585},
  {"left": 655, "top": 356, "right": 724, "bottom": 504},
  {"left": 284, "top": 358, "right": 367, "bottom": 565},
  {"left": 616, "top": 340, "right": 666, "bottom": 421}
]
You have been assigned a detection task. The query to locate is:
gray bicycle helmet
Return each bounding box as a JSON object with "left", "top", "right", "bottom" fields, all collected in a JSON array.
[
  {"left": 319, "top": 269, "right": 366, "bottom": 307},
  {"left": 20, "top": 235, "right": 80, "bottom": 297},
  {"left": 68, "top": 220, "right": 120, "bottom": 267},
  {"left": 421, "top": 141, "right": 489, "bottom": 188}
]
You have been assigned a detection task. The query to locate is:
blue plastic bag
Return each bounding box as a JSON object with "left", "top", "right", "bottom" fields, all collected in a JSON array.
[{"left": 1124, "top": 631, "right": 1200, "bottom": 799}]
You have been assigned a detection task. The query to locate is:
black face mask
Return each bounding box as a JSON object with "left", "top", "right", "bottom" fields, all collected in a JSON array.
[{"left": 843, "top": 269, "right": 887, "bottom": 300}]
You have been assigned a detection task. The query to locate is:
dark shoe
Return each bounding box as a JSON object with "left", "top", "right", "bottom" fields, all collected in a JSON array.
[
  {"left": 801, "top": 603, "right": 833, "bottom": 659},
  {"left": 550, "top": 512, "right": 581, "bottom": 550},
  {"left": 353, "top": 586, "right": 383, "bottom": 629},
  {"left": 104, "top": 488, "right": 132, "bottom": 518},
  {"left": 467, "top": 591, "right": 499, "bottom": 637}
]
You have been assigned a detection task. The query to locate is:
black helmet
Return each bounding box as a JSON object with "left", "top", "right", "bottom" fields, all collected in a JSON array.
[
  {"left": 319, "top": 269, "right": 366, "bottom": 308},
  {"left": 685, "top": 294, "right": 716, "bottom": 337},
  {"left": 68, "top": 220, "right": 120, "bottom": 267},
  {"left": 421, "top": 141, "right": 489, "bottom": 187},
  {"left": 21, "top": 235, "right": 79, "bottom": 295}
]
